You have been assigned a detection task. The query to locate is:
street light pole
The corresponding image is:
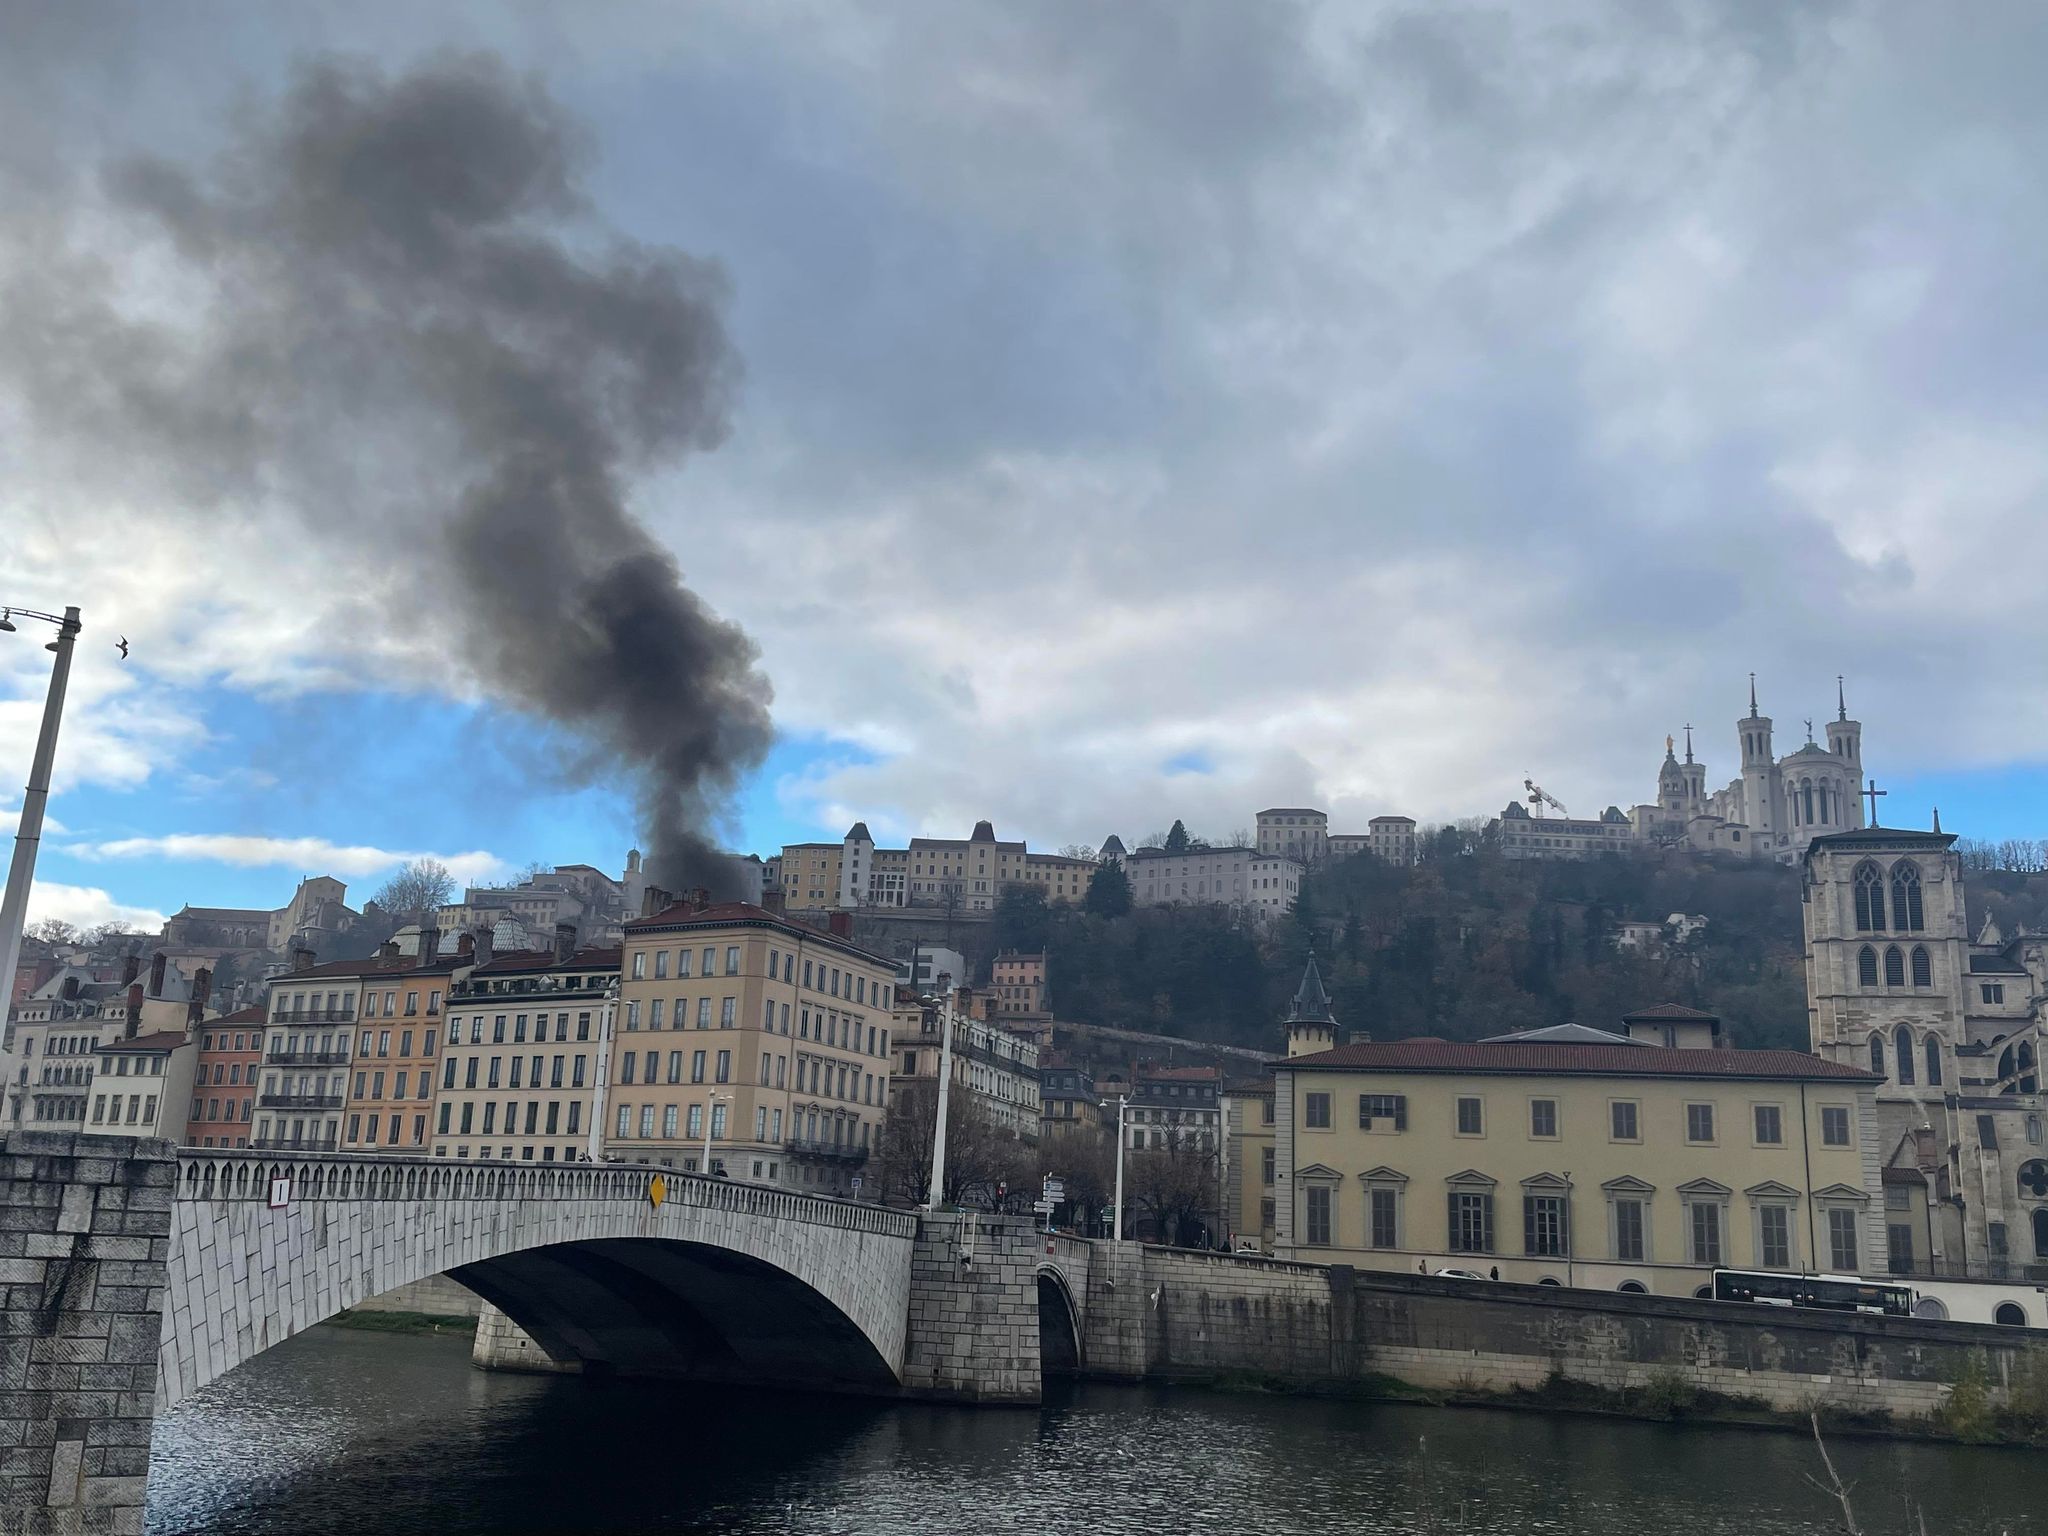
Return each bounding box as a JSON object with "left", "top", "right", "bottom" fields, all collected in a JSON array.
[
  {"left": 703, "top": 1091, "right": 732, "bottom": 1176},
  {"left": 0, "top": 605, "right": 82, "bottom": 1029},
  {"left": 924, "top": 982, "right": 957, "bottom": 1209},
  {"left": 1113, "top": 1094, "right": 1130, "bottom": 1242}
]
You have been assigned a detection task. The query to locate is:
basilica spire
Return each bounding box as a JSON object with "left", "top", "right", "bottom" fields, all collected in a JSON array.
[
  {"left": 1683, "top": 723, "right": 1693, "bottom": 764},
  {"left": 1838, "top": 675, "right": 1847, "bottom": 723},
  {"left": 1749, "top": 672, "right": 1759, "bottom": 719}
]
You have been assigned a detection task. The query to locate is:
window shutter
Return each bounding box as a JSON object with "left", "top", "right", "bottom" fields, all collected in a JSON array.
[
  {"left": 1482, "top": 1194, "right": 1495, "bottom": 1253},
  {"left": 1447, "top": 1191, "right": 1459, "bottom": 1249},
  {"left": 1394, "top": 1096, "right": 1408, "bottom": 1131}
]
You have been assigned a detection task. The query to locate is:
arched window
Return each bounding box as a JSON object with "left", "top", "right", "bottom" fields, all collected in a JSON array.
[
  {"left": 1890, "top": 861, "right": 1924, "bottom": 931},
  {"left": 2023, "top": 1043, "right": 2038, "bottom": 1095},
  {"left": 1911, "top": 946, "right": 1931, "bottom": 988},
  {"left": 1854, "top": 863, "right": 1884, "bottom": 931},
  {"left": 2035, "top": 1210, "right": 2048, "bottom": 1261},
  {"left": 1868, "top": 1035, "right": 1885, "bottom": 1075},
  {"left": 1857, "top": 946, "right": 1878, "bottom": 987},
  {"left": 1996, "top": 1302, "right": 2028, "bottom": 1327},
  {"left": 1818, "top": 781, "right": 1831, "bottom": 823},
  {"left": 1884, "top": 946, "right": 1905, "bottom": 987},
  {"left": 2002, "top": 1045, "right": 2018, "bottom": 1094},
  {"left": 1925, "top": 1037, "right": 1943, "bottom": 1087},
  {"left": 1803, "top": 779, "right": 1816, "bottom": 824},
  {"left": 1895, "top": 1027, "right": 1916, "bottom": 1085}
]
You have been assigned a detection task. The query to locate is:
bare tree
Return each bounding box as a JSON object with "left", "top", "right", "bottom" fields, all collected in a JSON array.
[
  {"left": 374, "top": 857, "right": 455, "bottom": 917},
  {"left": 1129, "top": 1127, "right": 1220, "bottom": 1247},
  {"left": 1226, "top": 827, "right": 1255, "bottom": 851},
  {"left": 1056, "top": 843, "right": 1097, "bottom": 861},
  {"left": 1042, "top": 1131, "right": 1115, "bottom": 1233},
  {"left": 518, "top": 859, "right": 551, "bottom": 884},
  {"left": 871, "top": 1085, "right": 1031, "bottom": 1209},
  {"left": 1138, "top": 829, "right": 1170, "bottom": 850},
  {"left": 25, "top": 918, "right": 76, "bottom": 944}
]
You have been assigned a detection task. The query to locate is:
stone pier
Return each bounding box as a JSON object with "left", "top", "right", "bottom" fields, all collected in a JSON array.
[
  {"left": 0, "top": 1131, "right": 176, "bottom": 1536},
  {"left": 899, "top": 1211, "right": 1043, "bottom": 1403}
]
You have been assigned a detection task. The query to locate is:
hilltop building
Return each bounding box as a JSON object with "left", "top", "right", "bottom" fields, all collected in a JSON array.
[{"left": 766, "top": 821, "right": 1094, "bottom": 914}]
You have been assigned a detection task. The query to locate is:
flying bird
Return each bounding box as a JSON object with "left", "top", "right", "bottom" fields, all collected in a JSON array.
[{"left": 116, "top": 636, "right": 129, "bottom": 659}]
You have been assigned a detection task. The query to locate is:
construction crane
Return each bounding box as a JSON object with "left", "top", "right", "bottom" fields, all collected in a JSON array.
[{"left": 1523, "top": 777, "right": 1567, "bottom": 819}]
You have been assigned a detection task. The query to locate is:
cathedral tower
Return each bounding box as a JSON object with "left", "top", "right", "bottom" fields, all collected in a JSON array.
[
  {"left": 1739, "top": 674, "right": 1778, "bottom": 845},
  {"left": 1827, "top": 677, "right": 1864, "bottom": 828}
]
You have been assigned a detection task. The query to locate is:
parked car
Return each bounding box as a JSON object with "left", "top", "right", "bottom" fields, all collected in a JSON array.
[{"left": 1432, "top": 1267, "right": 1490, "bottom": 1282}]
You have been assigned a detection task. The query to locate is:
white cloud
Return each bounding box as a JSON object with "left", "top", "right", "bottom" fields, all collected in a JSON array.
[
  {"left": 25, "top": 880, "right": 167, "bottom": 932},
  {"left": 0, "top": 803, "right": 66, "bottom": 837},
  {"left": 65, "top": 834, "right": 508, "bottom": 888}
]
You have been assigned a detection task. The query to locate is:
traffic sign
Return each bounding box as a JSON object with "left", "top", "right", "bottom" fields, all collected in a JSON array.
[
  {"left": 648, "top": 1174, "right": 667, "bottom": 1209},
  {"left": 1032, "top": 1199, "right": 1056, "bottom": 1213},
  {"left": 851, "top": 1175, "right": 863, "bottom": 1195},
  {"left": 267, "top": 1175, "right": 291, "bottom": 1210}
]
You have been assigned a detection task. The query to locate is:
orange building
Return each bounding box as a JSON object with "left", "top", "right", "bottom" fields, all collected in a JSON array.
[{"left": 184, "top": 1004, "right": 266, "bottom": 1148}]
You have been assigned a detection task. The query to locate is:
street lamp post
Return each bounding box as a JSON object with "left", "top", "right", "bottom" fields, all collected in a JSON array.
[
  {"left": 585, "top": 980, "right": 619, "bottom": 1161},
  {"left": 703, "top": 1091, "right": 732, "bottom": 1176},
  {"left": 0, "top": 605, "right": 82, "bottom": 1029},
  {"left": 924, "top": 982, "right": 957, "bottom": 1210},
  {"left": 1101, "top": 1094, "right": 1130, "bottom": 1242}
]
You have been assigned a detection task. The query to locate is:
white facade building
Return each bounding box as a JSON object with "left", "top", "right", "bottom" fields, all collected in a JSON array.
[{"left": 1123, "top": 846, "right": 1301, "bottom": 920}]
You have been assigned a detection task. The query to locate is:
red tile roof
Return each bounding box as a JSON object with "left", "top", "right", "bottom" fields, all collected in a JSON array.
[
  {"left": 1139, "top": 1064, "right": 1224, "bottom": 1081},
  {"left": 207, "top": 1005, "right": 267, "bottom": 1025},
  {"left": 628, "top": 902, "right": 889, "bottom": 965},
  {"left": 1621, "top": 1002, "right": 1720, "bottom": 1022},
  {"left": 101, "top": 1031, "right": 190, "bottom": 1053},
  {"left": 472, "top": 946, "right": 621, "bottom": 975},
  {"left": 1279, "top": 1039, "right": 1879, "bottom": 1082}
]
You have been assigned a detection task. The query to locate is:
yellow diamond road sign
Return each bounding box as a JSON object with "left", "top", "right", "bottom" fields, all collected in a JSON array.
[{"left": 648, "top": 1174, "right": 667, "bottom": 1210}]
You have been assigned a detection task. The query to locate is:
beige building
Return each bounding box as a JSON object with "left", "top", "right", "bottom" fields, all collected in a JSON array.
[
  {"left": 890, "top": 985, "right": 1041, "bottom": 1143},
  {"left": 255, "top": 955, "right": 366, "bottom": 1152},
  {"left": 4, "top": 952, "right": 202, "bottom": 1131},
  {"left": 1366, "top": 815, "right": 1420, "bottom": 866},
  {"left": 608, "top": 898, "right": 896, "bottom": 1193},
  {"left": 85, "top": 1031, "right": 197, "bottom": 1140},
  {"left": 432, "top": 944, "right": 620, "bottom": 1164},
  {"left": 1223, "top": 1077, "right": 1277, "bottom": 1250},
  {"left": 1256, "top": 808, "right": 1328, "bottom": 865},
  {"left": 1255, "top": 959, "right": 1886, "bottom": 1294},
  {"left": 1492, "top": 802, "right": 1638, "bottom": 859},
  {"left": 770, "top": 821, "right": 1093, "bottom": 914},
  {"left": 990, "top": 951, "right": 1048, "bottom": 1018}
]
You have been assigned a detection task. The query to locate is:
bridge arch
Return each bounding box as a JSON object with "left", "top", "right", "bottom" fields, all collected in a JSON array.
[
  {"left": 162, "top": 1151, "right": 917, "bottom": 1412},
  {"left": 1035, "top": 1264, "right": 1083, "bottom": 1372}
]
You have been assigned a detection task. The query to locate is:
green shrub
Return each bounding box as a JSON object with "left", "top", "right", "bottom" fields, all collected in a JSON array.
[
  {"left": 1636, "top": 1368, "right": 1700, "bottom": 1419},
  {"left": 1938, "top": 1350, "right": 1995, "bottom": 1442}
]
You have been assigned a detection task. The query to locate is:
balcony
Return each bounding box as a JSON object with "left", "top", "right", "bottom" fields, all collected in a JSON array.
[
  {"left": 265, "top": 1050, "right": 350, "bottom": 1066},
  {"left": 258, "top": 1093, "right": 344, "bottom": 1110},
  {"left": 269, "top": 1009, "right": 356, "bottom": 1024},
  {"left": 783, "top": 1137, "right": 870, "bottom": 1167},
  {"left": 249, "top": 1136, "right": 340, "bottom": 1152}
]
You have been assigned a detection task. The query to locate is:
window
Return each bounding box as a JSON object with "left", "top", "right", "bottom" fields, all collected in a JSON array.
[
  {"left": 1455, "top": 1097, "right": 1483, "bottom": 1136},
  {"left": 1685, "top": 1103, "right": 1715, "bottom": 1143},
  {"left": 1304, "top": 1186, "right": 1332, "bottom": 1246},
  {"left": 1358, "top": 1093, "right": 1407, "bottom": 1130},
  {"left": 1368, "top": 1187, "right": 1399, "bottom": 1249},
  {"left": 720, "top": 997, "right": 736, "bottom": 1028},
  {"left": 1610, "top": 1101, "right": 1639, "bottom": 1142},
  {"left": 1304, "top": 1092, "right": 1331, "bottom": 1129},
  {"left": 654, "top": 950, "right": 668, "bottom": 979},
  {"left": 1827, "top": 1208, "right": 1860, "bottom": 1272},
  {"left": 1983, "top": 983, "right": 2007, "bottom": 1005},
  {"left": 1867, "top": 1035, "right": 1885, "bottom": 1075},
  {"left": 1448, "top": 1190, "right": 1494, "bottom": 1254},
  {"left": 1925, "top": 1038, "right": 1943, "bottom": 1087},
  {"left": 1753, "top": 1104, "right": 1783, "bottom": 1146},
  {"left": 1890, "top": 861, "right": 1923, "bottom": 931},
  {"left": 1894, "top": 1027, "right": 1916, "bottom": 1085},
  {"left": 1978, "top": 1114, "right": 2000, "bottom": 1150},
  {"left": 1687, "top": 1200, "right": 1723, "bottom": 1265},
  {"left": 1911, "top": 946, "right": 1931, "bottom": 988},
  {"left": 1890, "top": 1222, "right": 1917, "bottom": 1274},
  {"left": 1857, "top": 946, "right": 1879, "bottom": 988},
  {"left": 1883, "top": 946, "right": 1905, "bottom": 988},
  {"left": 662, "top": 1105, "right": 678, "bottom": 1138},
  {"left": 1529, "top": 1099, "right": 1558, "bottom": 1139},
  {"left": 1260, "top": 1147, "right": 1276, "bottom": 1186},
  {"left": 725, "top": 946, "right": 741, "bottom": 975},
  {"left": 1853, "top": 862, "right": 1883, "bottom": 931},
  {"left": 1611, "top": 1199, "right": 1646, "bottom": 1263},
  {"left": 1759, "top": 1204, "right": 1792, "bottom": 1269},
  {"left": 715, "top": 1050, "right": 730, "bottom": 1084},
  {"left": 1523, "top": 1194, "right": 1567, "bottom": 1257},
  {"left": 1820, "top": 1105, "right": 1851, "bottom": 1147}
]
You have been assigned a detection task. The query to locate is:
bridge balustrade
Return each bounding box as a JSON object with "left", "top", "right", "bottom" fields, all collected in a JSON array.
[{"left": 173, "top": 1147, "right": 918, "bottom": 1238}]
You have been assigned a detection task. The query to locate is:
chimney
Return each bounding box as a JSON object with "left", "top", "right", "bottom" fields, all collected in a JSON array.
[
  {"left": 641, "top": 886, "right": 673, "bottom": 918},
  {"left": 828, "top": 911, "right": 853, "bottom": 939},
  {"left": 420, "top": 925, "right": 441, "bottom": 964},
  {"left": 62, "top": 976, "right": 79, "bottom": 1000},
  {"left": 187, "top": 966, "right": 213, "bottom": 1029},
  {"left": 554, "top": 922, "right": 577, "bottom": 963},
  {"left": 762, "top": 888, "right": 785, "bottom": 915},
  {"left": 121, "top": 953, "right": 141, "bottom": 987},
  {"left": 291, "top": 945, "right": 316, "bottom": 972},
  {"left": 457, "top": 931, "right": 476, "bottom": 957},
  {"left": 125, "top": 982, "right": 142, "bottom": 1040},
  {"left": 378, "top": 940, "right": 400, "bottom": 961},
  {"left": 148, "top": 950, "right": 167, "bottom": 998},
  {"left": 688, "top": 886, "right": 711, "bottom": 911}
]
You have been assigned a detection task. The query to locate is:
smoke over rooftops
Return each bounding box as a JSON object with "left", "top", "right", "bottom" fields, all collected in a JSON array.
[{"left": 0, "top": 53, "right": 769, "bottom": 895}]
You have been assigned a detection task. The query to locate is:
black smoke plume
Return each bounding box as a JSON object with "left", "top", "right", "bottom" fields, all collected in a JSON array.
[{"left": 0, "top": 54, "right": 770, "bottom": 894}]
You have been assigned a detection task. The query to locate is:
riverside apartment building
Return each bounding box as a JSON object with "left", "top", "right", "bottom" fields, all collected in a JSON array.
[{"left": 608, "top": 896, "right": 896, "bottom": 1192}]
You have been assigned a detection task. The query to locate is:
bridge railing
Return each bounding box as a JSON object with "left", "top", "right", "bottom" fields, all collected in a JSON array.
[{"left": 174, "top": 1148, "right": 918, "bottom": 1239}]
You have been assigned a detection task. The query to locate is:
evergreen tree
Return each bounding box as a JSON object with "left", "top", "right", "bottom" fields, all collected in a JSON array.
[
  {"left": 1163, "top": 819, "right": 1191, "bottom": 854},
  {"left": 1085, "top": 860, "right": 1133, "bottom": 917}
]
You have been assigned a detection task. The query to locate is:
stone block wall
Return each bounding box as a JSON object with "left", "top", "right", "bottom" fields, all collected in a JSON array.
[
  {"left": 0, "top": 1130, "right": 176, "bottom": 1536},
  {"left": 471, "top": 1300, "right": 578, "bottom": 1374},
  {"left": 1080, "top": 1244, "right": 1337, "bottom": 1383},
  {"left": 900, "top": 1212, "right": 1042, "bottom": 1403},
  {"left": 351, "top": 1273, "right": 482, "bottom": 1319}
]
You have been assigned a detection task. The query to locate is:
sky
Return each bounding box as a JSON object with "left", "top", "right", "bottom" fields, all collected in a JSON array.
[{"left": 4, "top": 1, "right": 2048, "bottom": 931}]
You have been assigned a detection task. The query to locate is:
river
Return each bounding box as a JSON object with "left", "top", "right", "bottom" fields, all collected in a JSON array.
[{"left": 146, "top": 1327, "right": 2041, "bottom": 1534}]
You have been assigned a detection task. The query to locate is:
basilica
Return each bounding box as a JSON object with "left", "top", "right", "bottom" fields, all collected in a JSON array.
[{"left": 1633, "top": 678, "right": 1866, "bottom": 863}]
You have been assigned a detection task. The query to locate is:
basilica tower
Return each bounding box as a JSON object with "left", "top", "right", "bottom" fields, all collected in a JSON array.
[
  {"left": 1827, "top": 677, "right": 1865, "bottom": 828},
  {"left": 1739, "top": 675, "right": 1778, "bottom": 847}
]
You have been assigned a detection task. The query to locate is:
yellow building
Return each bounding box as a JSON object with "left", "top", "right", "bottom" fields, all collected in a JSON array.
[
  {"left": 610, "top": 898, "right": 896, "bottom": 1194},
  {"left": 1258, "top": 959, "right": 1887, "bottom": 1294},
  {"left": 768, "top": 821, "right": 1093, "bottom": 914}
]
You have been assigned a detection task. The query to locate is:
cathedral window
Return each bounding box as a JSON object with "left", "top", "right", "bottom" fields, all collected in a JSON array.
[
  {"left": 1889, "top": 861, "right": 1924, "bottom": 931},
  {"left": 1853, "top": 863, "right": 1884, "bottom": 931},
  {"left": 2024, "top": 1043, "right": 2039, "bottom": 1095},
  {"left": 1868, "top": 1035, "right": 1885, "bottom": 1075},
  {"left": 1911, "top": 946, "right": 1931, "bottom": 988},
  {"left": 1883, "top": 946, "right": 1905, "bottom": 987},
  {"left": 1818, "top": 781, "right": 1830, "bottom": 822},
  {"left": 1925, "top": 1037, "right": 1942, "bottom": 1086},
  {"left": 2002, "top": 1045, "right": 2018, "bottom": 1095},
  {"left": 1802, "top": 780, "right": 1816, "bottom": 824},
  {"left": 1857, "top": 946, "right": 1878, "bottom": 987},
  {"left": 2035, "top": 1209, "right": 2048, "bottom": 1261},
  {"left": 1895, "top": 1027, "right": 1915, "bottom": 1085}
]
